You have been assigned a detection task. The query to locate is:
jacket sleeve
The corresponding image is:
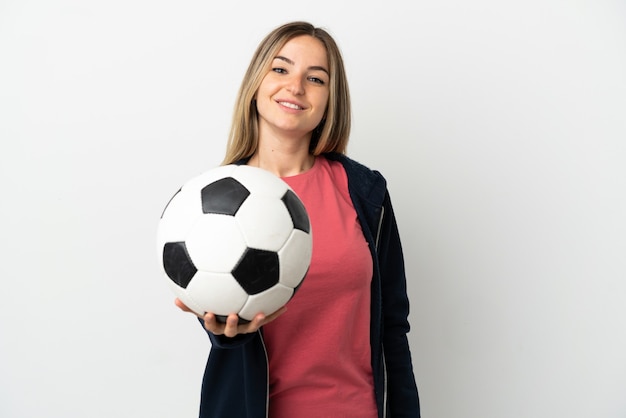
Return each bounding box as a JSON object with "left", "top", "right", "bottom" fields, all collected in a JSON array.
[
  {"left": 197, "top": 317, "right": 258, "bottom": 348},
  {"left": 378, "top": 191, "right": 421, "bottom": 417}
]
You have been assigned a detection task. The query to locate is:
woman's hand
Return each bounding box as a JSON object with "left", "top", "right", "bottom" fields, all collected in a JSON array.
[{"left": 174, "top": 298, "right": 286, "bottom": 338}]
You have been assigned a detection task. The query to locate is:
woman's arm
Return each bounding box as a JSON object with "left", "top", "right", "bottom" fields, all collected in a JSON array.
[
  {"left": 378, "top": 193, "right": 421, "bottom": 417},
  {"left": 175, "top": 298, "right": 286, "bottom": 348}
]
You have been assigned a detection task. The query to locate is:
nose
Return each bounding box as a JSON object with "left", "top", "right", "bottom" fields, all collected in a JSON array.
[{"left": 286, "top": 75, "right": 305, "bottom": 95}]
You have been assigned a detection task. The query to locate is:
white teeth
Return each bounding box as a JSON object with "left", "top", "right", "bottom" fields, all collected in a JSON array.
[{"left": 279, "top": 101, "right": 302, "bottom": 110}]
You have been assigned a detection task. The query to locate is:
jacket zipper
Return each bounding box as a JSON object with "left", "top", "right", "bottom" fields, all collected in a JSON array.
[
  {"left": 375, "top": 207, "right": 388, "bottom": 418},
  {"left": 375, "top": 206, "right": 385, "bottom": 250},
  {"left": 261, "top": 330, "right": 270, "bottom": 418}
]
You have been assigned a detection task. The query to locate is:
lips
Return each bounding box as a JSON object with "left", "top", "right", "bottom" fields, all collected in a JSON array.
[{"left": 277, "top": 100, "right": 304, "bottom": 110}]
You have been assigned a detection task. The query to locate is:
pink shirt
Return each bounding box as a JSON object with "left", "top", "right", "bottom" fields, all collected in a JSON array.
[{"left": 262, "top": 156, "right": 378, "bottom": 417}]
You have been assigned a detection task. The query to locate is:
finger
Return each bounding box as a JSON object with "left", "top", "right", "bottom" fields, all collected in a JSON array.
[
  {"left": 245, "top": 313, "right": 267, "bottom": 333},
  {"left": 175, "top": 298, "right": 191, "bottom": 312},
  {"left": 203, "top": 313, "right": 224, "bottom": 335},
  {"left": 224, "top": 314, "right": 239, "bottom": 338},
  {"left": 244, "top": 307, "right": 287, "bottom": 333},
  {"left": 256, "top": 307, "right": 286, "bottom": 328}
]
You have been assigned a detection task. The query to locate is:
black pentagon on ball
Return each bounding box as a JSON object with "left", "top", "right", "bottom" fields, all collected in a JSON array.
[
  {"left": 232, "top": 248, "right": 280, "bottom": 295},
  {"left": 281, "top": 190, "right": 310, "bottom": 233},
  {"left": 201, "top": 177, "right": 250, "bottom": 215},
  {"left": 163, "top": 242, "right": 197, "bottom": 288}
]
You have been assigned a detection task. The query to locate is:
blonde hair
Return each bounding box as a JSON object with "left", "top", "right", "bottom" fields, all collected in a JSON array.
[{"left": 222, "top": 21, "right": 351, "bottom": 165}]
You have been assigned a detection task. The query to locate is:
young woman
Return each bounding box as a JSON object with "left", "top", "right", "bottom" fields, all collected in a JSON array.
[{"left": 175, "top": 21, "right": 421, "bottom": 418}]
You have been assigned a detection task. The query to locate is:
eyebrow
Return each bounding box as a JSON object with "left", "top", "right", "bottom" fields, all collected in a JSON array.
[{"left": 274, "top": 55, "right": 329, "bottom": 75}]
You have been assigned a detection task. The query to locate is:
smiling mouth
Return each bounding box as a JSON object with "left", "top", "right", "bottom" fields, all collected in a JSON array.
[{"left": 278, "top": 101, "right": 304, "bottom": 110}]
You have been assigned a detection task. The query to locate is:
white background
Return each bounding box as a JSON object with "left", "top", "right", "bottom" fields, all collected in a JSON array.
[{"left": 1, "top": 1, "right": 625, "bottom": 417}]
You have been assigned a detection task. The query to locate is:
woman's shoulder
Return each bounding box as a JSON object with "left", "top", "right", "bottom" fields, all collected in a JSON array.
[
  {"left": 322, "top": 152, "right": 387, "bottom": 202},
  {"left": 323, "top": 153, "right": 385, "bottom": 180}
]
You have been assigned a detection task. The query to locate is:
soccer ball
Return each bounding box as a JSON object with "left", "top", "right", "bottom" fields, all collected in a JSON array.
[{"left": 157, "top": 164, "right": 312, "bottom": 322}]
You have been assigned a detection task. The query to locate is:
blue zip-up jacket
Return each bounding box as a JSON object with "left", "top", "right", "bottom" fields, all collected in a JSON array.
[{"left": 198, "top": 153, "right": 420, "bottom": 417}]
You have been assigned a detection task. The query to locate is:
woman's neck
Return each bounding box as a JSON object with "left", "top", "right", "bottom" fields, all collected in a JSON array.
[
  {"left": 248, "top": 149, "right": 315, "bottom": 177},
  {"left": 249, "top": 132, "right": 315, "bottom": 177}
]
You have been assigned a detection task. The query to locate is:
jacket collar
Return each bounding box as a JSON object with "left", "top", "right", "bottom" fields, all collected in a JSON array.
[{"left": 323, "top": 152, "right": 387, "bottom": 208}]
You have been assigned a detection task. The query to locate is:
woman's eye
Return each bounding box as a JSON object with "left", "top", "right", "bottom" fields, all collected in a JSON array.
[
  {"left": 308, "top": 77, "right": 325, "bottom": 85},
  {"left": 272, "top": 67, "right": 287, "bottom": 74}
]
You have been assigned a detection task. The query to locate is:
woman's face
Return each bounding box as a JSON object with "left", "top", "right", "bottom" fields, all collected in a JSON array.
[{"left": 255, "top": 35, "right": 330, "bottom": 142}]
